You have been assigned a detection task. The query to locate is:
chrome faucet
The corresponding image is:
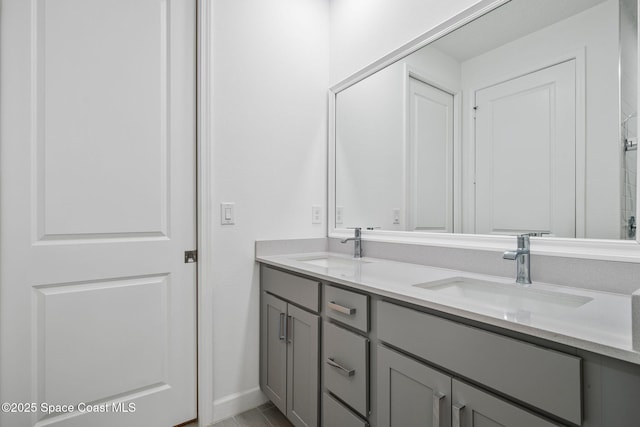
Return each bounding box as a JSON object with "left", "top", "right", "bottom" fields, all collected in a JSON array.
[
  {"left": 503, "top": 234, "right": 532, "bottom": 285},
  {"left": 341, "top": 227, "right": 362, "bottom": 258}
]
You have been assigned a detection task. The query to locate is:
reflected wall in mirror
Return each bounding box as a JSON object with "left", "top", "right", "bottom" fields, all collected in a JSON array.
[{"left": 334, "top": 0, "right": 638, "bottom": 240}]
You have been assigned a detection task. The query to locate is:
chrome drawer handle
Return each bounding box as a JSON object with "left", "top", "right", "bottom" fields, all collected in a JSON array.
[
  {"left": 326, "top": 358, "right": 355, "bottom": 377},
  {"left": 433, "top": 392, "right": 445, "bottom": 427},
  {"left": 453, "top": 403, "right": 465, "bottom": 427},
  {"left": 328, "top": 301, "right": 356, "bottom": 315}
]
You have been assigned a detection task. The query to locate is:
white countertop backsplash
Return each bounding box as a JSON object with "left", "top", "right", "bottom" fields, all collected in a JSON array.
[{"left": 256, "top": 239, "right": 640, "bottom": 365}]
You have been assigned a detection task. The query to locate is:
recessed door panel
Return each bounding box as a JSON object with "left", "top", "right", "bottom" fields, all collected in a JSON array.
[
  {"left": 35, "top": 276, "right": 168, "bottom": 407},
  {"left": 36, "top": 0, "right": 170, "bottom": 239}
]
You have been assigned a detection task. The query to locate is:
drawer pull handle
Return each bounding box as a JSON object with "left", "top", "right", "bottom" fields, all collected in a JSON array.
[
  {"left": 286, "top": 315, "right": 293, "bottom": 343},
  {"left": 328, "top": 301, "right": 356, "bottom": 315},
  {"left": 278, "top": 312, "right": 286, "bottom": 341},
  {"left": 432, "top": 392, "right": 445, "bottom": 427},
  {"left": 453, "top": 403, "right": 465, "bottom": 427},
  {"left": 326, "top": 358, "right": 355, "bottom": 377}
]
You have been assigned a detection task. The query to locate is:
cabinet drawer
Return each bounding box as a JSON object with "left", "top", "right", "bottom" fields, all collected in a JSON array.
[
  {"left": 324, "top": 284, "right": 369, "bottom": 332},
  {"left": 261, "top": 266, "right": 320, "bottom": 312},
  {"left": 324, "top": 322, "right": 369, "bottom": 416},
  {"left": 323, "top": 392, "right": 368, "bottom": 427},
  {"left": 377, "top": 301, "right": 581, "bottom": 425}
]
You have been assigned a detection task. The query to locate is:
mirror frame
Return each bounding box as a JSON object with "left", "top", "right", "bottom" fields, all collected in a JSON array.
[{"left": 328, "top": 0, "right": 640, "bottom": 262}]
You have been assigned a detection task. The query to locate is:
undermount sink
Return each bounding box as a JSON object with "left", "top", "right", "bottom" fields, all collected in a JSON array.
[
  {"left": 296, "top": 255, "right": 371, "bottom": 269},
  {"left": 413, "top": 277, "right": 593, "bottom": 312}
]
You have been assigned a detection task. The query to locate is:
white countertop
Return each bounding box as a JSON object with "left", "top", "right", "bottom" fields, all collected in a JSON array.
[{"left": 257, "top": 251, "right": 640, "bottom": 365}]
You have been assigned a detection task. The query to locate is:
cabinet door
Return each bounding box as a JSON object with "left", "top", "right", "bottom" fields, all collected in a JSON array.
[
  {"left": 287, "top": 304, "right": 320, "bottom": 427},
  {"left": 377, "top": 345, "right": 451, "bottom": 427},
  {"left": 452, "top": 380, "right": 558, "bottom": 427},
  {"left": 261, "top": 293, "right": 288, "bottom": 415}
]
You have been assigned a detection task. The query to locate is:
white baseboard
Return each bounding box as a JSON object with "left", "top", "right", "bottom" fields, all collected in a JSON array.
[{"left": 212, "top": 387, "right": 268, "bottom": 423}]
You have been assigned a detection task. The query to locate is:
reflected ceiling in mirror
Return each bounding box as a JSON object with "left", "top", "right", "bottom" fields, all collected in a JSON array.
[{"left": 334, "top": 0, "right": 637, "bottom": 240}]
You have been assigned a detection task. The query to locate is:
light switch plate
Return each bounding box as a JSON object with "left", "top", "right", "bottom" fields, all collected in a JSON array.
[
  {"left": 221, "top": 202, "right": 235, "bottom": 225},
  {"left": 336, "top": 206, "right": 344, "bottom": 224},
  {"left": 392, "top": 208, "right": 400, "bottom": 225},
  {"left": 312, "top": 206, "right": 322, "bottom": 224}
]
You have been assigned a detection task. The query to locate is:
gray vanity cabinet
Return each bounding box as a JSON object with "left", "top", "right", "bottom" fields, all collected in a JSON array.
[
  {"left": 377, "top": 345, "right": 451, "bottom": 427},
  {"left": 259, "top": 261, "right": 640, "bottom": 427},
  {"left": 260, "top": 267, "right": 321, "bottom": 427},
  {"left": 451, "top": 380, "right": 558, "bottom": 427}
]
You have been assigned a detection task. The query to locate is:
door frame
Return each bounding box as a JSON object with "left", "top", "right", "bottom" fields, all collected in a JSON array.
[{"left": 197, "top": 1, "right": 215, "bottom": 426}]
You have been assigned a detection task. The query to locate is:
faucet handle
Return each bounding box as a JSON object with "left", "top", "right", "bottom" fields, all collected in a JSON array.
[
  {"left": 516, "top": 234, "right": 530, "bottom": 249},
  {"left": 524, "top": 232, "right": 551, "bottom": 237},
  {"left": 347, "top": 227, "right": 361, "bottom": 237}
]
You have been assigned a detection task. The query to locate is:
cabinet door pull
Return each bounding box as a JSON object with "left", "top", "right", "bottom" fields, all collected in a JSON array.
[
  {"left": 326, "top": 358, "right": 355, "bottom": 377},
  {"left": 328, "top": 301, "right": 356, "bottom": 315},
  {"left": 278, "top": 312, "right": 286, "bottom": 341},
  {"left": 453, "top": 403, "right": 465, "bottom": 427},
  {"left": 286, "top": 315, "right": 293, "bottom": 343},
  {"left": 432, "top": 392, "right": 445, "bottom": 427}
]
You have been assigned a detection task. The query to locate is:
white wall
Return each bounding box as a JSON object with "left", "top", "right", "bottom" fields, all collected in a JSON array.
[
  {"left": 209, "top": 0, "right": 486, "bottom": 419},
  {"left": 211, "top": 0, "right": 329, "bottom": 420},
  {"left": 335, "top": 63, "right": 406, "bottom": 230}
]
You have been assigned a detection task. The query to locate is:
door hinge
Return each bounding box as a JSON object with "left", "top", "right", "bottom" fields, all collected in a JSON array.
[{"left": 184, "top": 250, "right": 198, "bottom": 263}]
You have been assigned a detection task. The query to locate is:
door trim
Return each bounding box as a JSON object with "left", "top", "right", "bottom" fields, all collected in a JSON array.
[
  {"left": 403, "top": 65, "right": 460, "bottom": 233},
  {"left": 197, "top": 1, "right": 215, "bottom": 425}
]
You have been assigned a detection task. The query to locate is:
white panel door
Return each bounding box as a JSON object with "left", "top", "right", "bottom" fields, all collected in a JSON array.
[
  {"left": 475, "top": 60, "right": 576, "bottom": 237},
  {"left": 0, "top": 1, "right": 197, "bottom": 426},
  {"left": 407, "top": 77, "right": 454, "bottom": 232}
]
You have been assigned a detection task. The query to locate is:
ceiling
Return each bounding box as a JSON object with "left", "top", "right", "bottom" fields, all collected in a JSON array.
[{"left": 430, "top": 0, "right": 609, "bottom": 62}]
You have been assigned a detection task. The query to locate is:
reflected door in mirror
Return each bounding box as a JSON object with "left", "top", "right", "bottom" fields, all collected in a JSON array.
[
  {"left": 475, "top": 60, "right": 576, "bottom": 237},
  {"left": 408, "top": 77, "right": 454, "bottom": 232}
]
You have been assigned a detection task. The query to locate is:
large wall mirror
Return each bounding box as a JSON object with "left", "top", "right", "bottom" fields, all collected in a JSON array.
[{"left": 330, "top": 0, "right": 639, "bottom": 252}]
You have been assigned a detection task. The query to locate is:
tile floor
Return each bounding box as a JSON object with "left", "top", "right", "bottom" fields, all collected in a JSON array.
[
  {"left": 210, "top": 402, "right": 293, "bottom": 427},
  {"left": 178, "top": 402, "right": 292, "bottom": 427}
]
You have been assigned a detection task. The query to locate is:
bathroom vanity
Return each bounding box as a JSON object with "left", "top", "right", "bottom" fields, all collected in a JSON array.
[
  {"left": 257, "top": 0, "right": 640, "bottom": 425},
  {"left": 257, "top": 247, "right": 640, "bottom": 427}
]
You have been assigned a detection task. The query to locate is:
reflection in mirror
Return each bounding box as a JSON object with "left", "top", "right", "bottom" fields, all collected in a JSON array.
[{"left": 334, "top": 0, "right": 637, "bottom": 240}]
